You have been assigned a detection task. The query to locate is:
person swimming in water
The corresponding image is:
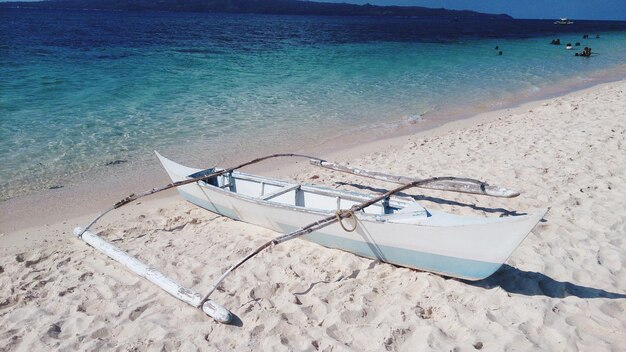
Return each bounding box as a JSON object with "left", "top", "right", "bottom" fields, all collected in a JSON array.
[{"left": 577, "top": 47, "right": 592, "bottom": 57}]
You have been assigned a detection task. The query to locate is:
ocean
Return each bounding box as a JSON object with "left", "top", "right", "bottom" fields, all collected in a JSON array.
[{"left": 1, "top": 8, "right": 626, "bottom": 200}]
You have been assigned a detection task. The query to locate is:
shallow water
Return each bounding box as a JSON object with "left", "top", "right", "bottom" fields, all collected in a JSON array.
[{"left": 1, "top": 9, "right": 626, "bottom": 200}]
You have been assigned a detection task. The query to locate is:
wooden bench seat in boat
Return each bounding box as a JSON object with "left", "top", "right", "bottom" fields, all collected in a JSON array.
[{"left": 261, "top": 184, "right": 301, "bottom": 201}]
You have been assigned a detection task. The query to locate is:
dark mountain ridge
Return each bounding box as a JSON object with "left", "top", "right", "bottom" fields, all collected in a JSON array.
[{"left": 0, "top": 0, "right": 513, "bottom": 19}]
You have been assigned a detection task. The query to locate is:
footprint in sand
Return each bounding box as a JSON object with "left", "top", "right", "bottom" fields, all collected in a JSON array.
[
  {"left": 78, "top": 272, "right": 93, "bottom": 282},
  {"left": 339, "top": 308, "right": 369, "bottom": 324},
  {"left": 47, "top": 323, "right": 62, "bottom": 339},
  {"left": 129, "top": 304, "right": 149, "bottom": 321},
  {"left": 90, "top": 327, "right": 110, "bottom": 339},
  {"left": 0, "top": 296, "right": 20, "bottom": 311},
  {"left": 25, "top": 255, "right": 49, "bottom": 268},
  {"left": 56, "top": 257, "right": 71, "bottom": 268},
  {"left": 58, "top": 286, "right": 76, "bottom": 297}
]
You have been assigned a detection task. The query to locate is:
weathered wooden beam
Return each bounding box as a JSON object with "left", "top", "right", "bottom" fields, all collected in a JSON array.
[
  {"left": 73, "top": 227, "right": 232, "bottom": 324},
  {"left": 261, "top": 184, "right": 300, "bottom": 200},
  {"left": 309, "top": 160, "right": 519, "bottom": 198}
]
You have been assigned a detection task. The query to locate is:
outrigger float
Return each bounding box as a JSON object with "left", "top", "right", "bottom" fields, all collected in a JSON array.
[{"left": 75, "top": 153, "right": 547, "bottom": 323}]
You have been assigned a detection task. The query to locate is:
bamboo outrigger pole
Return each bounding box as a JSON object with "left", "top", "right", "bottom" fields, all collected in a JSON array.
[
  {"left": 79, "top": 153, "right": 519, "bottom": 237},
  {"left": 73, "top": 227, "right": 233, "bottom": 323},
  {"left": 309, "top": 160, "right": 520, "bottom": 198},
  {"left": 77, "top": 154, "right": 324, "bottom": 236},
  {"left": 79, "top": 154, "right": 518, "bottom": 236}
]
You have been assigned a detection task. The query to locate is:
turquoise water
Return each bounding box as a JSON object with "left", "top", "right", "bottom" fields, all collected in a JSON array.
[{"left": 1, "top": 9, "right": 626, "bottom": 200}]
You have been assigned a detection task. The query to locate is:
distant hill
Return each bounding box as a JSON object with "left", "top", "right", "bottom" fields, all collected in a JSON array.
[{"left": 0, "top": 0, "right": 513, "bottom": 19}]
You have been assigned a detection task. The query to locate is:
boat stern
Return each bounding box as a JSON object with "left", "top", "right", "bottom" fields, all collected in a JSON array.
[{"left": 464, "top": 207, "right": 549, "bottom": 280}]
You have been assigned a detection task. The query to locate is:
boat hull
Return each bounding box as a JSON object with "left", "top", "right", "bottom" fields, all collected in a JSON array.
[{"left": 157, "top": 153, "right": 547, "bottom": 281}]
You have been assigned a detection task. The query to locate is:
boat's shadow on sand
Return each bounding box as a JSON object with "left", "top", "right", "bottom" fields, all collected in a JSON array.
[{"left": 463, "top": 264, "right": 626, "bottom": 299}]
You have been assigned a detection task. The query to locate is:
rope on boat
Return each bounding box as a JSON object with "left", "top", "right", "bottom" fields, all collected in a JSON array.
[{"left": 335, "top": 209, "right": 357, "bottom": 232}]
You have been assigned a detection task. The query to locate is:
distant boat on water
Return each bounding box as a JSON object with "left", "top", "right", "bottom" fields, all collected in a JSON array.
[{"left": 554, "top": 18, "right": 574, "bottom": 25}]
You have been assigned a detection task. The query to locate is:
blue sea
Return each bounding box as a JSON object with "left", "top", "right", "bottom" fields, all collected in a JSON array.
[{"left": 1, "top": 9, "right": 626, "bottom": 200}]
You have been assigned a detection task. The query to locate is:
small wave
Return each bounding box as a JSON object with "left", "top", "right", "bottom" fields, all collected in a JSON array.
[
  {"left": 174, "top": 48, "right": 223, "bottom": 54},
  {"left": 405, "top": 114, "right": 424, "bottom": 124},
  {"left": 524, "top": 85, "right": 541, "bottom": 94},
  {"left": 95, "top": 52, "right": 132, "bottom": 60}
]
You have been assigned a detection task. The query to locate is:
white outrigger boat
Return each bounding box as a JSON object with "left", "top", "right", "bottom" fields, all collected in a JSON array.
[
  {"left": 157, "top": 153, "right": 546, "bottom": 281},
  {"left": 75, "top": 152, "right": 547, "bottom": 323}
]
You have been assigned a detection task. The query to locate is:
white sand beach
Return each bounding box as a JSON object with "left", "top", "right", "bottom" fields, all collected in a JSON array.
[{"left": 1, "top": 80, "right": 625, "bottom": 351}]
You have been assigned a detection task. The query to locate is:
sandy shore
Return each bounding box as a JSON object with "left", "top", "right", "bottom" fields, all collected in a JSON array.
[{"left": 1, "top": 79, "right": 625, "bottom": 351}]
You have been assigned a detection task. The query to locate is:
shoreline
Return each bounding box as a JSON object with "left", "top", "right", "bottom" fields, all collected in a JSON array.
[{"left": 2, "top": 71, "right": 625, "bottom": 233}]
